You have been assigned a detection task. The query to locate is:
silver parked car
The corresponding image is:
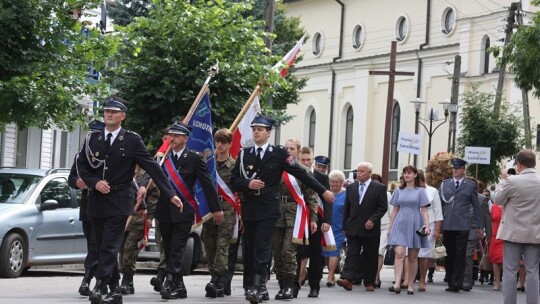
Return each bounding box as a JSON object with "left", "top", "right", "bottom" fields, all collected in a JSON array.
[{"left": 0, "top": 168, "right": 86, "bottom": 278}]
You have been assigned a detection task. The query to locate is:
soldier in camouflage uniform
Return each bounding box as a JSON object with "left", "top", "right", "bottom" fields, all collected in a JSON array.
[
  {"left": 119, "top": 167, "right": 159, "bottom": 294},
  {"left": 202, "top": 129, "right": 239, "bottom": 298},
  {"left": 273, "top": 138, "right": 319, "bottom": 300}
]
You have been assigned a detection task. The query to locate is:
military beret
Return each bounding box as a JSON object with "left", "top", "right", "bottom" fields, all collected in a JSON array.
[
  {"left": 315, "top": 155, "right": 330, "bottom": 166},
  {"left": 169, "top": 122, "right": 192, "bottom": 136},
  {"left": 250, "top": 114, "right": 275, "bottom": 130},
  {"left": 451, "top": 158, "right": 468, "bottom": 168}
]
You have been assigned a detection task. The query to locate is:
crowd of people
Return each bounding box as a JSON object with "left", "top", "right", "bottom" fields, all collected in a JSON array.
[{"left": 69, "top": 96, "right": 540, "bottom": 304}]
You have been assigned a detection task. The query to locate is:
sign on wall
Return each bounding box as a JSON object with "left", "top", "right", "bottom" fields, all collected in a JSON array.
[
  {"left": 464, "top": 146, "right": 491, "bottom": 164},
  {"left": 397, "top": 132, "right": 423, "bottom": 155}
]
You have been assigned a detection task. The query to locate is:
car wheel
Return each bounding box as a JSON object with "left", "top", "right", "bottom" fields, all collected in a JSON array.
[
  {"left": 182, "top": 237, "right": 194, "bottom": 276},
  {"left": 0, "top": 233, "right": 26, "bottom": 278}
]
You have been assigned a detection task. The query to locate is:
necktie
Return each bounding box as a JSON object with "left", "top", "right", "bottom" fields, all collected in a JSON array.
[
  {"left": 256, "top": 147, "right": 263, "bottom": 160},
  {"left": 359, "top": 182, "right": 365, "bottom": 205},
  {"left": 173, "top": 153, "right": 179, "bottom": 162},
  {"left": 455, "top": 181, "right": 460, "bottom": 189},
  {"left": 105, "top": 133, "right": 112, "bottom": 149}
]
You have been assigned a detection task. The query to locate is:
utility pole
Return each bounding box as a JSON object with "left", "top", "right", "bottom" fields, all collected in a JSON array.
[
  {"left": 514, "top": 1, "right": 532, "bottom": 148},
  {"left": 494, "top": 2, "right": 519, "bottom": 116},
  {"left": 369, "top": 41, "right": 415, "bottom": 185},
  {"left": 448, "top": 55, "right": 461, "bottom": 154}
]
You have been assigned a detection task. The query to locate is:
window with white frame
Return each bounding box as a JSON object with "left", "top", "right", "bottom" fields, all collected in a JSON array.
[
  {"left": 344, "top": 106, "right": 354, "bottom": 170},
  {"left": 442, "top": 7, "right": 456, "bottom": 34},
  {"left": 395, "top": 16, "right": 409, "bottom": 41},
  {"left": 312, "top": 32, "right": 323, "bottom": 56},
  {"left": 352, "top": 24, "right": 365, "bottom": 49}
]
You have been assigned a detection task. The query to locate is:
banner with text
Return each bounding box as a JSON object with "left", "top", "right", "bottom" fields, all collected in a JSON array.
[
  {"left": 397, "top": 132, "right": 423, "bottom": 155},
  {"left": 464, "top": 146, "right": 491, "bottom": 164}
]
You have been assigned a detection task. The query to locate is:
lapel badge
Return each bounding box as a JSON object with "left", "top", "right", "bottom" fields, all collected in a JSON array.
[
  {"left": 119, "top": 135, "right": 124, "bottom": 141},
  {"left": 98, "top": 136, "right": 102, "bottom": 141},
  {"left": 183, "top": 153, "right": 187, "bottom": 158},
  {"left": 248, "top": 165, "right": 253, "bottom": 170},
  {"left": 95, "top": 152, "right": 100, "bottom": 157}
]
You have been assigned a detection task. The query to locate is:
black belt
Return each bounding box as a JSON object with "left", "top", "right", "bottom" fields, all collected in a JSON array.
[
  {"left": 109, "top": 182, "right": 132, "bottom": 192},
  {"left": 245, "top": 187, "right": 278, "bottom": 196}
]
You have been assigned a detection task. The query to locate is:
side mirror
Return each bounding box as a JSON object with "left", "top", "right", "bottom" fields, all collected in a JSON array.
[{"left": 40, "top": 199, "right": 59, "bottom": 211}]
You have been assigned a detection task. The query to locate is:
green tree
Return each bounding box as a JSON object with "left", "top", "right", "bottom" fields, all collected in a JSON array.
[
  {"left": 108, "top": 0, "right": 306, "bottom": 150},
  {"left": 499, "top": 0, "right": 540, "bottom": 97},
  {"left": 457, "top": 86, "right": 523, "bottom": 184},
  {"left": 0, "top": 0, "right": 118, "bottom": 130},
  {"left": 107, "top": 0, "right": 151, "bottom": 26}
]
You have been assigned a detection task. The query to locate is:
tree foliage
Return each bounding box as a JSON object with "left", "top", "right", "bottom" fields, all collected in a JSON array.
[
  {"left": 108, "top": 0, "right": 306, "bottom": 150},
  {"left": 457, "top": 86, "right": 524, "bottom": 185},
  {"left": 107, "top": 0, "right": 151, "bottom": 26},
  {"left": 499, "top": 0, "right": 540, "bottom": 97},
  {"left": 0, "top": 0, "right": 118, "bottom": 130}
]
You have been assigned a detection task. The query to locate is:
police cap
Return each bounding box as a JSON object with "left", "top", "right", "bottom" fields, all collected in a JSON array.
[
  {"left": 314, "top": 155, "right": 330, "bottom": 167},
  {"left": 103, "top": 97, "right": 128, "bottom": 112},
  {"left": 451, "top": 158, "right": 468, "bottom": 168},
  {"left": 169, "top": 122, "right": 192, "bottom": 136},
  {"left": 250, "top": 114, "right": 275, "bottom": 130}
]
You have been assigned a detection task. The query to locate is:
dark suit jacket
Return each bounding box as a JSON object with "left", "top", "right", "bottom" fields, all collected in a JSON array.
[
  {"left": 231, "top": 145, "right": 327, "bottom": 221},
  {"left": 342, "top": 180, "right": 388, "bottom": 238},
  {"left": 77, "top": 128, "right": 176, "bottom": 218},
  {"left": 155, "top": 147, "right": 221, "bottom": 224}
]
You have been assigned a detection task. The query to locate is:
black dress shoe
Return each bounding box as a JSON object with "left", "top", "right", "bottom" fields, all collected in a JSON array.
[
  {"left": 102, "top": 287, "right": 123, "bottom": 304},
  {"left": 461, "top": 286, "right": 471, "bottom": 291},
  {"left": 445, "top": 287, "right": 460, "bottom": 292},
  {"left": 308, "top": 289, "right": 319, "bottom": 298},
  {"left": 79, "top": 279, "right": 91, "bottom": 296},
  {"left": 205, "top": 282, "right": 218, "bottom": 298}
]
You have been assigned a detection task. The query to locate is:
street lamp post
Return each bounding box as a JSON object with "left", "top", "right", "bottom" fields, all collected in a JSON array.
[{"left": 411, "top": 100, "right": 451, "bottom": 161}]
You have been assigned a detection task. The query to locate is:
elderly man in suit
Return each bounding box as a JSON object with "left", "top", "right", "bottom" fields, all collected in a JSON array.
[
  {"left": 336, "top": 162, "right": 388, "bottom": 292},
  {"left": 439, "top": 158, "right": 484, "bottom": 293},
  {"left": 493, "top": 149, "right": 540, "bottom": 304}
]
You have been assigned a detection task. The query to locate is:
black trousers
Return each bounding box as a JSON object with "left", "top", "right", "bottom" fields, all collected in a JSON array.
[
  {"left": 307, "top": 229, "right": 323, "bottom": 290},
  {"left": 341, "top": 235, "right": 379, "bottom": 287},
  {"left": 82, "top": 220, "right": 98, "bottom": 272},
  {"left": 443, "top": 230, "right": 469, "bottom": 288},
  {"left": 243, "top": 218, "right": 277, "bottom": 280},
  {"left": 160, "top": 221, "right": 192, "bottom": 276},
  {"left": 92, "top": 215, "right": 128, "bottom": 282}
]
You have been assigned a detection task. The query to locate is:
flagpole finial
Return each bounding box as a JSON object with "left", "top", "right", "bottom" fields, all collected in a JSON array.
[{"left": 208, "top": 61, "right": 219, "bottom": 77}]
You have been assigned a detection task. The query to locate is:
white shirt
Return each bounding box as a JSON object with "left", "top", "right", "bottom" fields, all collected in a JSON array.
[
  {"left": 425, "top": 185, "right": 443, "bottom": 223},
  {"left": 104, "top": 127, "right": 121, "bottom": 145},
  {"left": 255, "top": 142, "right": 269, "bottom": 159},
  {"left": 172, "top": 148, "right": 185, "bottom": 159}
]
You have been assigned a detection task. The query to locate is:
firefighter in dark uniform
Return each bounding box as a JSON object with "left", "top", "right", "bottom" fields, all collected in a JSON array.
[
  {"left": 154, "top": 122, "right": 223, "bottom": 300},
  {"left": 230, "top": 114, "right": 335, "bottom": 304},
  {"left": 77, "top": 97, "right": 182, "bottom": 304},
  {"left": 68, "top": 119, "right": 104, "bottom": 297},
  {"left": 439, "top": 158, "right": 484, "bottom": 292}
]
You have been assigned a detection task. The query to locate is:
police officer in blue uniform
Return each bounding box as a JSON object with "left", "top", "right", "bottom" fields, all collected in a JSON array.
[
  {"left": 439, "top": 158, "right": 484, "bottom": 292},
  {"left": 68, "top": 120, "right": 105, "bottom": 297},
  {"left": 77, "top": 97, "right": 182, "bottom": 304},
  {"left": 231, "top": 114, "right": 335, "bottom": 304},
  {"left": 154, "top": 122, "right": 223, "bottom": 300}
]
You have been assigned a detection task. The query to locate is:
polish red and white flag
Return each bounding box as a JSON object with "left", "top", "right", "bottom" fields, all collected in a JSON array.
[
  {"left": 272, "top": 34, "right": 306, "bottom": 77},
  {"left": 230, "top": 95, "right": 261, "bottom": 158}
]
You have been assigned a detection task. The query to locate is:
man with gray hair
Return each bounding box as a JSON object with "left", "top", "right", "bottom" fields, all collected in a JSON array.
[
  {"left": 493, "top": 149, "right": 540, "bottom": 304},
  {"left": 337, "top": 162, "right": 388, "bottom": 292}
]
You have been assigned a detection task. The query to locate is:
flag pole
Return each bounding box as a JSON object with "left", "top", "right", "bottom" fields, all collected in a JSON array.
[{"left": 229, "top": 84, "right": 261, "bottom": 132}]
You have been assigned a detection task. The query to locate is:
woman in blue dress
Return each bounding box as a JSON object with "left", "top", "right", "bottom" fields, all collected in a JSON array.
[
  {"left": 321, "top": 170, "right": 346, "bottom": 287},
  {"left": 387, "top": 165, "right": 430, "bottom": 295}
]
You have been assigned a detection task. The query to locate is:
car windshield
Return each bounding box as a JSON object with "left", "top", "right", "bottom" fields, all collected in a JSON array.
[{"left": 0, "top": 173, "right": 42, "bottom": 204}]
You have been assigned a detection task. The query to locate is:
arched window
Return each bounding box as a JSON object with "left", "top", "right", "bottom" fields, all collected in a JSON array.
[
  {"left": 481, "top": 36, "right": 490, "bottom": 74},
  {"left": 308, "top": 109, "right": 316, "bottom": 150},
  {"left": 390, "top": 101, "right": 401, "bottom": 169},
  {"left": 344, "top": 106, "right": 354, "bottom": 169}
]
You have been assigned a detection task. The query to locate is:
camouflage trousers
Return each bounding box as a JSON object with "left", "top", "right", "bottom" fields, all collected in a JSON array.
[
  {"left": 273, "top": 226, "right": 297, "bottom": 280},
  {"left": 119, "top": 217, "right": 144, "bottom": 275},
  {"left": 202, "top": 208, "right": 236, "bottom": 277}
]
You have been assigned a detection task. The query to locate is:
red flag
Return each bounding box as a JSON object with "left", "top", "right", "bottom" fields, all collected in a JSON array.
[
  {"left": 230, "top": 96, "right": 261, "bottom": 158},
  {"left": 272, "top": 34, "right": 306, "bottom": 77}
]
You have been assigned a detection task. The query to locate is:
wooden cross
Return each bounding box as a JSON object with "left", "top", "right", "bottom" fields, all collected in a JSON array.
[{"left": 369, "top": 41, "right": 415, "bottom": 186}]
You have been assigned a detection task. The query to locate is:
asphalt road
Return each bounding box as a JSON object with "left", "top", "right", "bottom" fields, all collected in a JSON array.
[{"left": 0, "top": 265, "right": 521, "bottom": 304}]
